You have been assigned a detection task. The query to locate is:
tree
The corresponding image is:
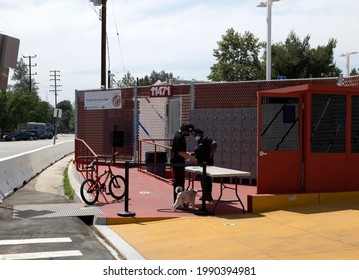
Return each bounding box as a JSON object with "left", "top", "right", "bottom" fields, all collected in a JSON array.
[
  {"left": 57, "top": 100, "right": 74, "bottom": 133},
  {"left": 0, "top": 90, "right": 11, "bottom": 137},
  {"left": 271, "top": 30, "right": 341, "bottom": 79},
  {"left": 116, "top": 71, "right": 136, "bottom": 88},
  {"left": 0, "top": 89, "right": 52, "bottom": 134},
  {"left": 116, "top": 70, "right": 178, "bottom": 87},
  {"left": 138, "top": 70, "right": 176, "bottom": 86},
  {"left": 10, "top": 58, "right": 39, "bottom": 93},
  {"left": 0, "top": 59, "right": 53, "bottom": 134},
  {"left": 6, "top": 92, "right": 51, "bottom": 131},
  {"left": 350, "top": 68, "right": 359, "bottom": 76},
  {"left": 208, "top": 28, "right": 264, "bottom": 81}
]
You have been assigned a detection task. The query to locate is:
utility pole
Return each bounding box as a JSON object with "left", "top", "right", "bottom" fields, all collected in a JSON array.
[
  {"left": 23, "top": 55, "right": 37, "bottom": 92},
  {"left": 90, "top": 0, "right": 107, "bottom": 89},
  {"left": 50, "top": 70, "right": 62, "bottom": 144},
  {"left": 49, "top": 70, "right": 62, "bottom": 108},
  {"left": 340, "top": 52, "right": 358, "bottom": 76},
  {"left": 101, "top": 0, "right": 107, "bottom": 89}
]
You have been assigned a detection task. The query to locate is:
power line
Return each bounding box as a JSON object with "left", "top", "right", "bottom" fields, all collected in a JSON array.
[
  {"left": 23, "top": 54, "right": 37, "bottom": 92},
  {"left": 110, "top": 0, "right": 126, "bottom": 76},
  {"left": 49, "top": 70, "right": 62, "bottom": 108}
]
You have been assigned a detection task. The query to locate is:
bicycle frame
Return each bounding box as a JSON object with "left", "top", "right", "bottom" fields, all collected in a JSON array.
[
  {"left": 82, "top": 153, "right": 118, "bottom": 204},
  {"left": 93, "top": 163, "right": 116, "bottom": 203}
]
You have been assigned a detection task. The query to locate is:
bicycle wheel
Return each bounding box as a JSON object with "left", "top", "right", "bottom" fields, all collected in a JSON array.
[
  {"left": 80, "top": 178, "right": 99, "bottom": 205},
  {"left": 109, "top": 175, "right": 126, "bottom": 200}
]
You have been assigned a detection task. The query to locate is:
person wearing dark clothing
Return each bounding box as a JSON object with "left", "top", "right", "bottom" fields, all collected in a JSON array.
[
  {"left": 192, "top": 128, "right": 217, "bottom": 201},
  {"left": 171, "top": 123, "right": 196, "bottom": 202}
]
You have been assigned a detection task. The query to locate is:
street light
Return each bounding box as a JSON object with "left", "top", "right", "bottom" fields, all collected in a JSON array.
[
  {"left": 257, "top": 0, "right": 280, "bottom": 80},
  {"left": 339, "top": 51, "right": 358, "bottom": 76}
]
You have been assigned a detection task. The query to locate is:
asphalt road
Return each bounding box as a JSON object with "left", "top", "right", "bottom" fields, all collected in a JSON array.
[
  {"left": 0, "top": 141, "right": 121, "bottom": 260},
  {"left": 0, "top": 134, "right": 75, "bottom": 159}
]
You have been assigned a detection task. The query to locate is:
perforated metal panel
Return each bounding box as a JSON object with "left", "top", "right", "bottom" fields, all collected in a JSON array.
[
  {"left": 311, "top": 94, "right": 346, "bottom": 153},
  {"left": 13, "top": 203, "right": 103, "bottom": 219},
  {"left": 352, "top": 96, "right": 359, "bottom": 153},
  {"left": 261, "top": 98, "right": 299, "bottom": 151},
  {"left": 138, "top": 97, "right": 168, "bottom": 142}
]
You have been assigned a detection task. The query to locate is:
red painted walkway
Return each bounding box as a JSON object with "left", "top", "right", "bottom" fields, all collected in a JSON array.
[
  {"left": 76, "top": 165, "right": 257, "bottom": 221},
  {"left": 68, "top": 160, "right": 359, "bottom": 260}
]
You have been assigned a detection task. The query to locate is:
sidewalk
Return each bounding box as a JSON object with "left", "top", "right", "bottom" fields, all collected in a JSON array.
[
  {"left": 107, "top": 200, "right": 359, "bottom": 260},
  {"left": 27, "top": 155, "right": 359, "bottom": 260}
]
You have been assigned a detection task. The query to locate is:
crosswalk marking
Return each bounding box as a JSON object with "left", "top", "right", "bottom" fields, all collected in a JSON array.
[
  {"left": 0, "top": 237, "right": 72, "bottom": 246},
  {"left": 0, "top": 237, "right": 83, "bottom": 260},
  {"left": 0, "top": 250, "right": 83, "bottom": 260}
]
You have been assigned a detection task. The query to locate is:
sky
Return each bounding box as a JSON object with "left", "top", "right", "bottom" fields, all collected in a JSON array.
[{"left": 0, "top": 0, "right": 358, "bottom": 105}]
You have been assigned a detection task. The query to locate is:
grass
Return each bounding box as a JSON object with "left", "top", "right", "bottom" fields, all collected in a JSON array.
[{"left": 63, "top": 159, "right": 75, "bottom": 201}]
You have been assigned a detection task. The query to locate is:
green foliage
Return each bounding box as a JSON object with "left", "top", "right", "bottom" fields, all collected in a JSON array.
[
  {"left": 350, "top": 68, "right": 359, "bottom": 76},
  {"left": 63, "top": 159, "right": 74, "bottom": 201},
  {"left": 209, "top": 28, "right": 342, "bottom": 81},
  {"left": 116, "top": 71, "right": 136, "bottom": 88},
  {"left": 1, "top": 56, "right": 73, "bottom": 137},
  {"left": 0, "top": 59, "right": 54, "bottom": 136},
  {"left": 10, "top": 58, "right": 39, "bottom": 93},
  {"left": 271, "top": 30, "right": 341, "bottom": 78},
  {"left": 208, "top": 28, "right": 264, "bottom": 81},
  {"left": 0, "top": 90, "right": 11, "bottom": 135},
  {"left": 6, "top": 91, "right": 51, "bottom": 131},
  {"left": 116, "top": 70, "right": 178, "bottom": 87},
  {"left": 57, "top": 100, "right": 74, "bottom": 133},
  {"left": 138, "top": 70, "right": 177, "bottom": 86}
]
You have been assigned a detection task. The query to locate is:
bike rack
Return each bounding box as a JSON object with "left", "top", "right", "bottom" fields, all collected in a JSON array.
[
  {"left": 76, "top": 155, "right": 115, "bottom": 204},
  {"left": 75, "top": 155, "right": 98, "bottom": 181}
]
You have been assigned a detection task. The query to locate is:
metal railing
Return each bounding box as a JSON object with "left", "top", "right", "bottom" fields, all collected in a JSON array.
[
  {"left": 74, "top": 137, "right": 98, "bottom": 180},
  {"left": 137, "top": 138, "right": 172, "bottom": 184}
]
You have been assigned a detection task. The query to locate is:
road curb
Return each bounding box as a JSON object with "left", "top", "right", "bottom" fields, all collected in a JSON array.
[{"left": 93, "top": 224, "right": 145, "bottom": 260}]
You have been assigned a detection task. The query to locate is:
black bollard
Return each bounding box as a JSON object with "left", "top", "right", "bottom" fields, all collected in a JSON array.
[{"left": 117, "top": 161, "right": 136, "bottom": 217}]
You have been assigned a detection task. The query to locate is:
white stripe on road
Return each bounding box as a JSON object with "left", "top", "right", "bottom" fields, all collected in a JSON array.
[
  {"left": 0, "top": 250, "right": 83, "bottom": 260},
  {"left": 0, "top": 237, "right": 72, "bottom": 245}
]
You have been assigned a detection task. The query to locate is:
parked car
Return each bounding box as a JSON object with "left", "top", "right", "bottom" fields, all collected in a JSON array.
[
  {"left": 41, "top": 131, "right": 54, "bottom": 139},
  {"left": 4, "top": 131, "right": 37, "bottom": 141},
  {"left": 25, "top": 130, "right": 41, "bottom": 140}
]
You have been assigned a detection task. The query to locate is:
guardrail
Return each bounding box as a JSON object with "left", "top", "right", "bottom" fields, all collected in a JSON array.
[
  {"left": 74, "top": 137, "right": 98, "bottom": 181},
  {"left": 0, "top": 141, "right": 74, "bottom": 200}
]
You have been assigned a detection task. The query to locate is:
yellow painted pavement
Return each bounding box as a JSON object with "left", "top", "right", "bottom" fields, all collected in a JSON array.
[{"left": 109, "top": 198, "right": 359, "bottom": 260}]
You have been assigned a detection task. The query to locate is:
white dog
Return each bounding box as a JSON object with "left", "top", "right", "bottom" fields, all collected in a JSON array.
[{"left": 172, "top": 186, "right": 198, "bottom": 211}]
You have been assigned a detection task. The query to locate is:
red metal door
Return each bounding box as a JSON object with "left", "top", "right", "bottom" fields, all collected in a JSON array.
[{"left": 257, "top": 93, "right": 303, "bottom": 194}]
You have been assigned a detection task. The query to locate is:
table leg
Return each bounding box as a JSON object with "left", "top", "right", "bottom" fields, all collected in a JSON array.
[
  {"left": 213, "top": 178, "right": 245, "bottom": 214},
  {"left": 235, "top": 179, "right": 245, "bottom": 213},
  {"left": 212, "top": 178, "right": 224, "bottom": 214},
  {"left": 194, "top": 164, "right": 213, "bottom": 216},
  {"left": 185, "top": 172, "right": 191, "bottom": 190}
]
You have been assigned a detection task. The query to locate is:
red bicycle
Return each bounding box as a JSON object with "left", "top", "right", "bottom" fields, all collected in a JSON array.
[{"left": 80, "top": 154, "right": 126, "bottom": 205}]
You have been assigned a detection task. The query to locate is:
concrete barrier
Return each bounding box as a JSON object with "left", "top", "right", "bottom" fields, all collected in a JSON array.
[{"left": 0, "top": 141, "right": 74, "bottom": 200}]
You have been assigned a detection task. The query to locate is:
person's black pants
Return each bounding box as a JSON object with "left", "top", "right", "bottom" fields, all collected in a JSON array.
[{"left": 172, "top": 166, "right": 185, "bottom": 202}]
